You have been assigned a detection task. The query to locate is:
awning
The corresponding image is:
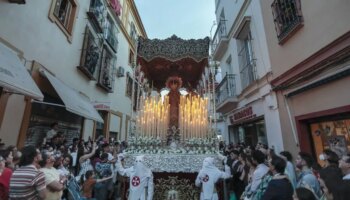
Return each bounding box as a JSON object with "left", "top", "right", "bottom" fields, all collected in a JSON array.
[
  {"left": 0, "top": 43, "right": 44, "bottom": 100},
  {"left": 41, "top": 69, "right": 104, "bottom": 123}
]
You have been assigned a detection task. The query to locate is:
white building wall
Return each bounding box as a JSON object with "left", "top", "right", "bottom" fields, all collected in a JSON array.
[
  {"left": 0, "top": 0, "right": 143, "bottom": 144},
  {"left": 214, "top": 0, "right": 284, "bottom": 149},
  {"left": 215, "top": 0, "right": 245, "bottom": 31}
]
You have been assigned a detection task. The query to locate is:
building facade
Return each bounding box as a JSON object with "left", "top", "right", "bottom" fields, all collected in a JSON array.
[
  {"left": 212, "top": 0, "right": 284, "bottom": 152},
  {"left": 261, "top": 0, "right": 350, "bottom": 159},
  {"left": 0, "top": 0, "right": 146, "bottom": 147}
]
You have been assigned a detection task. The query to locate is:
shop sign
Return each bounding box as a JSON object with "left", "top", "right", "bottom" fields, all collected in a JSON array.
[
  {"left": 93, "top": 101, "right": 111, "bottom": 111},
  {"left": 229, "top": 106, "right": 256, "bottom": 124}
]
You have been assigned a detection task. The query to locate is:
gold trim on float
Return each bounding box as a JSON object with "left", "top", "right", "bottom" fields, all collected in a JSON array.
[{"left": 153, "top": 176, "right": 200, "bottom": 200}]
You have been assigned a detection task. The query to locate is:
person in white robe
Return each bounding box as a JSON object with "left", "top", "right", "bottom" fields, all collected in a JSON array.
[
  {"left": 115, "top": 155, "right": 154, "bottom": 200},
  {"left": 195, "top": 157, "right": 231, "bottom": 200}
]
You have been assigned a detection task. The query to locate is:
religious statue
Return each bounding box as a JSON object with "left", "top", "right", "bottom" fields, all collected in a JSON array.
[{"left": 166, "top": 76, "right": 182, "bottom": 128}]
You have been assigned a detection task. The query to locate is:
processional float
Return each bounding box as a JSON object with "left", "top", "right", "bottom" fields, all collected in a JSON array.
[{"left": 124, "top": 35, "right": 223, "bottom": 200}]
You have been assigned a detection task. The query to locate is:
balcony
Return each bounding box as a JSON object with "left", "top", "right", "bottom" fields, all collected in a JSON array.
[
  {"left": 87, "top": 0, "right": 105, "bottom": 33},
  {"left": 271, "top": 0, "right": 303, "bottom": 44},
  {"left": 211, "top": 20, "right": 229, "bottom": 61},
  {"left": 105, "top": 17, "right": 118, "bottom": 52},
  {"left": 216, "top": 74, "right": 238, "bottom": 113}
]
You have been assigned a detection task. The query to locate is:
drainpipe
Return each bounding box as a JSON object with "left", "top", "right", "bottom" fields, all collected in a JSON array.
[{"left": 284, "top": 95, "right": 299, "bottom": 146}]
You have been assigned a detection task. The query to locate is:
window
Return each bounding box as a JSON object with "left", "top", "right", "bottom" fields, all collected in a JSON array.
[
  {"left": 271, "top": 0, "right": 303, "bottom": 44},
  {"left": 126, "top": 73, "right": 133, "bottom": 98},
  {"left": 77, "top": 27, "right": 101, "bottom": 80},
  {"left": 98, "top": 46, "right": 116, "bottom": 92},
  {"left": 105, "top": 15, "right": 119, "bottom": 52},
  {"left": 95, "top": 111, "right": 107, "bottom": 139},
  {"left": 129, "top": 22, "right": 137, "bottom": 46},
  {"left": 49, "top": 0, "right": 78, "bottom": 42},
  {"left": 87, "top": 0, "right": 106, "bottom": 33},
  {"left": 129, "top": 49, "right": 134, "bottom": 66},
  {"left": 238, "top": 31, "right": 256, "bottom": 89}
]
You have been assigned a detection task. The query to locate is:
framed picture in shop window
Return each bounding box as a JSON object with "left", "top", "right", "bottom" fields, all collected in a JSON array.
[
  {"left": 312, "top": 122, "right": 335, "bottom": 146},
  {"left": 327, "top": 135, "right": 348, "bottom": 158}
]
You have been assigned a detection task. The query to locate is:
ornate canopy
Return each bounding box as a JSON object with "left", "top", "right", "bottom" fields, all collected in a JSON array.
[{"left": 137, "top": 35, "right": 210, "bottom": 90}]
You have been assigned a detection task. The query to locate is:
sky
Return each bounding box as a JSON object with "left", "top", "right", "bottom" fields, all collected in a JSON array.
[{"left": 134, "top": 0, "right": 217, "bottom": 40}]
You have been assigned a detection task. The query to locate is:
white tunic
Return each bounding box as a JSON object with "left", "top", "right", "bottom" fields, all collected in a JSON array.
[
  {"left": 115, "top": 155, "right": 154, "bottom": 200},
  {"left": 195, "top": 157, "right": 231, "bottom": 200}
]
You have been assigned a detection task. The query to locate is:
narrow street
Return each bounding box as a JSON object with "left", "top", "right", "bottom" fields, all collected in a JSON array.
[{"left": 0, "top": 0, "right": 350, "bottom": 199}]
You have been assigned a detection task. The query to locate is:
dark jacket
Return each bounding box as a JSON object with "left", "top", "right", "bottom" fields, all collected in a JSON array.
[{"left": 261, "top": 176, "right": 293, "bottom": 200}]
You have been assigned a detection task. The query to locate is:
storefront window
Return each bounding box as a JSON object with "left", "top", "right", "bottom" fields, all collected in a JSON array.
[
  {"left": 94, "top": 111, "right": 107, "bottom": 140},
  {"left": 233, "top": 119, "right": 267, "bottom": 147},
  {"left": 310, "top": 119, "right": 350, "bottom": 164},
  {"left": 95, "top": 120, "right": 104, "bottom": 140},
  {"left": 238, "top": 126, "right": 245, "bottom": 143},
  {"left": 256, "top": 120, "right": 267, "bottom": 145}
]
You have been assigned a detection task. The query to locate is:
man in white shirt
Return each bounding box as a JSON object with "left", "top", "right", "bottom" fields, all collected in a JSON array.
[
  {"left": 46, "top": 122, "right": 59, "bottom": 144},
  {"left": 39, "top": 151, "right": 66, "bottom": 200},
  {"left": 247, "top": 150, "right": 269, "bottom": 197}
]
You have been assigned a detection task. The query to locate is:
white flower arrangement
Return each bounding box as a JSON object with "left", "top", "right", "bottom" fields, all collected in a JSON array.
[{"left": 125, "top": 136, "right": 219, "bottom": 154}]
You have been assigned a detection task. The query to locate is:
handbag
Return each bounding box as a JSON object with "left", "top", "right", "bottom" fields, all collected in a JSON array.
[{"left": 229, "top": 192, "right": 237, "bottom": 200}]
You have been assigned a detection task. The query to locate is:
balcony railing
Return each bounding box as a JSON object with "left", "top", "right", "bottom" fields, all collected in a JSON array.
[
  {"left": 87, "top": 0, "right": 105, "bottom": 33},
  {"left": 105, "top": 18, "right": 118, "bottom": 52},
  {"left": 238, "top": 42, "right": 257, "bottom": 89},
  {"left": 216, "top": 74, "right": 236, "bottom": 106},
  {"left": 211, "top": 20, "right": 227, "bottom": 53},
  {"left": 240, "top": 61, "right": 257, "bottom": 89}
]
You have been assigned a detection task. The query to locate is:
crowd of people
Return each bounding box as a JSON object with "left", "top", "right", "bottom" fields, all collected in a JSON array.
[
  {"left": 0, "top": 130, "right": 132, "bottom": 200},
  {"left": 1, "top": 129, "right": 350, "bottom": 200},
  {"left": 216, "top": 142, "right": 350, "bottom": 200}
]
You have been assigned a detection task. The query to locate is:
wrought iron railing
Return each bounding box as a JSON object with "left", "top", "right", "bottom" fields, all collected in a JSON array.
[
  {"left": 238, "top": 42, "right": 257, "bottom": 89},
  {"left": 216, "top": 74, "right": 236, "bottom": 106},
  {"left": 87, "top": 0, "right": 105, "bottom": 33},
  {"left": 271, "top": 0, "right": 303, "bottom": 43},
  {"left": 105, "top": 20, "right": 118, "bottom": 52},
  {"left": 211, "top": 20, "right": 227, "bottom": 53}
]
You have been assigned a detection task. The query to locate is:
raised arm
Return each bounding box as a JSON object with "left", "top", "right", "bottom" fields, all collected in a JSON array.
[
  {"left": 79, "top": 142, "right": 97, "bottom": 163},
  {"left": 219, "top": 164, "right": 232, "bottom": 179},
  {"left": 114, "top": 159, "right": 133, "bottom": 177},
  {"left": 97, "top": 175, "right": 113, "bottom": 183}
]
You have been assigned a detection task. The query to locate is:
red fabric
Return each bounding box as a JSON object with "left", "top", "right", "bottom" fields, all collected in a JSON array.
[
  {"left": 0, "top": 168, "right": 13, "bottom": 200},
  {"left": 110, "top": 0, "right": 122, "bottom": 16}
]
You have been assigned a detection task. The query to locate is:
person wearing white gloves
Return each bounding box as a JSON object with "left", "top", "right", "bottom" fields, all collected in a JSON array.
[
  {"left": 195, "top": 156, "right": 232, "bottom": 200},
  {"left": 115, "top": 155, "right": 154, "bottom": 200}
]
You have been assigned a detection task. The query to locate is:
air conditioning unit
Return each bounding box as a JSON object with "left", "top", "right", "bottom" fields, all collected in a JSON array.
[
  {"left": 117, "top": 66, "right": 125, "bottom": 77},
  {"left": 8, "top": 0, "right": 25, "bottom": 4}
]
